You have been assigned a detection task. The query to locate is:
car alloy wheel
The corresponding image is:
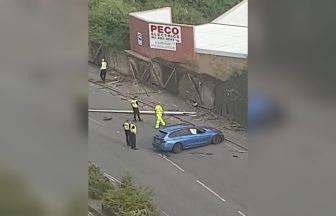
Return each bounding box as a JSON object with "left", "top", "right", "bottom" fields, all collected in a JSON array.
[
  {"left": 212, "top": 134, "right": 223, "bottom": 144},
  {"left": 172, "top": 143, "right": 183, "bottom": 154}
]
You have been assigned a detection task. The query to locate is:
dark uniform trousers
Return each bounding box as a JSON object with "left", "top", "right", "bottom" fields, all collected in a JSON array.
[
  {"left": 100, "top": 69, "right": 107, "bottom": 82},
  {"left": 124, "top": 130, "right": 130, "bottom": 146},
  {"left": 133, "top": 107, "right": 141, "bottom": 121},
  {"left": 129, "top": 132, "right": 136, "bottom": 149}
]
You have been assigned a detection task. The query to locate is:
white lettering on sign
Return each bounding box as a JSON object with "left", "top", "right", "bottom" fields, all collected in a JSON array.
[{"left": 149, "top": 23, "right": 182, "bottom": 51}]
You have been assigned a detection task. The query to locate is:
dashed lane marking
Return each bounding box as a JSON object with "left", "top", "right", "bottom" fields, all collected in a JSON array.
[
  {"left": 238, "top": 210, "right": 247, "bottom": 216},
  {"left": 103, "top": 172, "right": 121, "bottom": 184},
  {"left": 159, "top": 154, "right": 185, "bottom": 172},
  {"left": 89, "top": 118, "right": 105, "bottom": 127},
  {"left": 160, "top": 209, "right": 170, "bottom": 216},
  {"left": 196, "top": 179, "right": 226, "bottom": 203}
]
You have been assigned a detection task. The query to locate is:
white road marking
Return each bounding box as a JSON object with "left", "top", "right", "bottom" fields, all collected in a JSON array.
[
  {"left": 103, "top": 172, "right": 121, "bottom": 184},
  {"left": 196, "top": 179, "right": 226, "bottom": 203},
  {"left": 238, "top": 210, "right": 247, "bottom": 216},
  {"left": 160, "top": 209, "right": 170, "bottom": 216},
  {"left": 90, "top": 162, "right": 120, "bottom": 183},
  {"left": 89, "top": 117, "right": 105, "bottom": 127},
  {"left": 158, "top": 154, "right": 185, "bottom": 172}
]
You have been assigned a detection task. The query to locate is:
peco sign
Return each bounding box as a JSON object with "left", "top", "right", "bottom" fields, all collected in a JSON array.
[{"left": 149, "top": 23, "right": 181, "bottom": 51}]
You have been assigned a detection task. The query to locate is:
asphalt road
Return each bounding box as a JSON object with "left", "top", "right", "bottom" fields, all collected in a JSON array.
[{"left": 89, "top": 82, "right": 247, "bottom": 216}]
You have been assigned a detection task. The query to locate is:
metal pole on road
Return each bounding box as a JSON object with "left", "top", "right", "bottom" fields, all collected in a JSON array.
[{"left": 88, "top": 109, "right": 196, "bottom": 116}]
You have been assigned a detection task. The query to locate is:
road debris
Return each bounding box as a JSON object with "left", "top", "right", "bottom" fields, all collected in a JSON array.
[
  {"left": 103, "top": 117, "right": 112, "bottom": 121},
  {"left": 190, "top": 152, "right": 213, "bottom": 156}
]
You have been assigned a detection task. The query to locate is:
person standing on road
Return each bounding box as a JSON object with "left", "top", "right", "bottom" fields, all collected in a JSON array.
[
  {"left": 122, "top": 120, "right": 131, "bottom": 146},
  {"left": 129, "top": 121, "right": 138, "bottom": 150},
  {"left": 100, "top": 58, "right": 107, "bottom": 83},
  {"left": 130, "top": 96, "right": 142, "bottom": 122},
  {"left": 154, "top": 103, "right": 166, "bottom": 129}
]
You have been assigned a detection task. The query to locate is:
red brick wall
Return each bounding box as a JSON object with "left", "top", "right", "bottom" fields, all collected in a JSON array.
[{"left": 129, "top": 15, "right": 195, "bottom": 62}]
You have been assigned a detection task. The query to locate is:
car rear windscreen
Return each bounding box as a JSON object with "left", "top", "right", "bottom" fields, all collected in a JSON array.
[{"left": 157, "top": 130, "right": 167, "bottom": 138}]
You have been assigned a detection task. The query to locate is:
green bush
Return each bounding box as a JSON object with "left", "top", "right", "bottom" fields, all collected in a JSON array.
[
  {"left": 88, "top": 163, "right": 113, "bottom": 199},
  {"left": 102, "top": 175, "right": 159, "bottom": 216}
]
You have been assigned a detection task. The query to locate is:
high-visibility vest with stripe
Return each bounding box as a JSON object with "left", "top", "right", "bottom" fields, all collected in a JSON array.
[
  {"left": 130, "top": 123, "right": 137, "bottom": 134},
  {"left": 123, "top": 122, "right": 130, "bottom": 131},
  {"left": 155, "top": 105, "right": 163, "bottom": 115},
  {"left": 101, "top": 61, "right": 107, "bottom": 70},
  {"left": 130, "top": 99, "right": 138, "bottom": 108}
]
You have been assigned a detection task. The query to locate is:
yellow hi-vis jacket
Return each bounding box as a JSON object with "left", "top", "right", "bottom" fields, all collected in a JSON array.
[
  {"left": 123, "top": 122, "right": 130, "bottom": 131},
  {"left": 155, "top": 104, "right": 163, "bottom": 115},
  {"left": 130, "top": 99, "right": 138, "bottom": 108},
  {"left": 130, "top": 123, "right": 137, "bottom": 134},
  {"left": 101, "top": 61, "right": 107, "bottom": 70}
]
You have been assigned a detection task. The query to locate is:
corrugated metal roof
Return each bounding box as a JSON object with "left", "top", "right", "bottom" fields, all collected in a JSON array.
[
  {"left": 130, "top": 7, "right": 172, "bottom": 23},
  {"left": 212, "top": 0, "right": 248, "bottom": 27},
  {"left": 195, "top": 23, "right": 247, "bottom": 58}
]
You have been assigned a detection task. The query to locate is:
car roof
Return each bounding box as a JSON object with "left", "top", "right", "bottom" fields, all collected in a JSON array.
[{"left": 159, "top": 124, "right": 191, "bottom": 133}]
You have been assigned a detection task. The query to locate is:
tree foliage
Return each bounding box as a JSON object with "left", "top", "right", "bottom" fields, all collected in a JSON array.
[
  {"left": 88, "top": 163, "right": 113, "bottom": 199},
  {"left": 88, "top": 164, "right": 158, "bottom": 215},
  {"left": 102, "top": 175, "right": 159, "bottom": 216},
  {"left": 89, "top": 0, "right": 242, "bottom": 50}
]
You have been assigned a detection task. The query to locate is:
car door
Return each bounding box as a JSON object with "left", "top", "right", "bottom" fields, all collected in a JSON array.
[
  {"left": 196, "top": 128, "right": 211, "bottom": 146},
  {"left": 187, "top": 128, "right": 208, "bottom": 147},
  {"left": 174, "top": 128, "right": 194, "bottom": 149},
  {"left": 181, "top": 128, "right": 208, "bottom": 148}
]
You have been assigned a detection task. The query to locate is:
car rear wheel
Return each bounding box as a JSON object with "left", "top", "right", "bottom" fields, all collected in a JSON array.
[
  {"left": 172, "top": 143, "right": 183, "bottom": 154},
  {"left": 212, "top": 134, "right": 223, "bottom": 144}
]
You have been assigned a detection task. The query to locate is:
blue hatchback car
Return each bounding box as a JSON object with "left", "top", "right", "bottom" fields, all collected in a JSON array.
[{"left": 152, "top": 124, "right": 224, "bottom": 154}]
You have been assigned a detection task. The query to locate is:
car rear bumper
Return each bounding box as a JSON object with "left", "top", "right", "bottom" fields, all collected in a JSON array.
[{"left": 152, "top": 143, "right": 171, "bottom": 151}]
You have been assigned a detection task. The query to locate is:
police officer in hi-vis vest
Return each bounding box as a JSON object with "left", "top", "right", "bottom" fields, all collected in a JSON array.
[
  {"left": 100, "top": 58, "right": 107, "bottom": 82},
  {"left": 129, "top": 121, "right": 137, "bottom": 150},
  {"left": 130, "top": 96, "right": 142, "bottom": 122},
  {"left": 122, "top": 120, "right": 131, "bottom": 146}
]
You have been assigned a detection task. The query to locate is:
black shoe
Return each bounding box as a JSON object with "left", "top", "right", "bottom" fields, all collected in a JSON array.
[
  {"left": 139, "top": 119, "right": 143, "bottom": 122},
  {"left": 134, "top": 120, "right": 137, "bottom": 122}
]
